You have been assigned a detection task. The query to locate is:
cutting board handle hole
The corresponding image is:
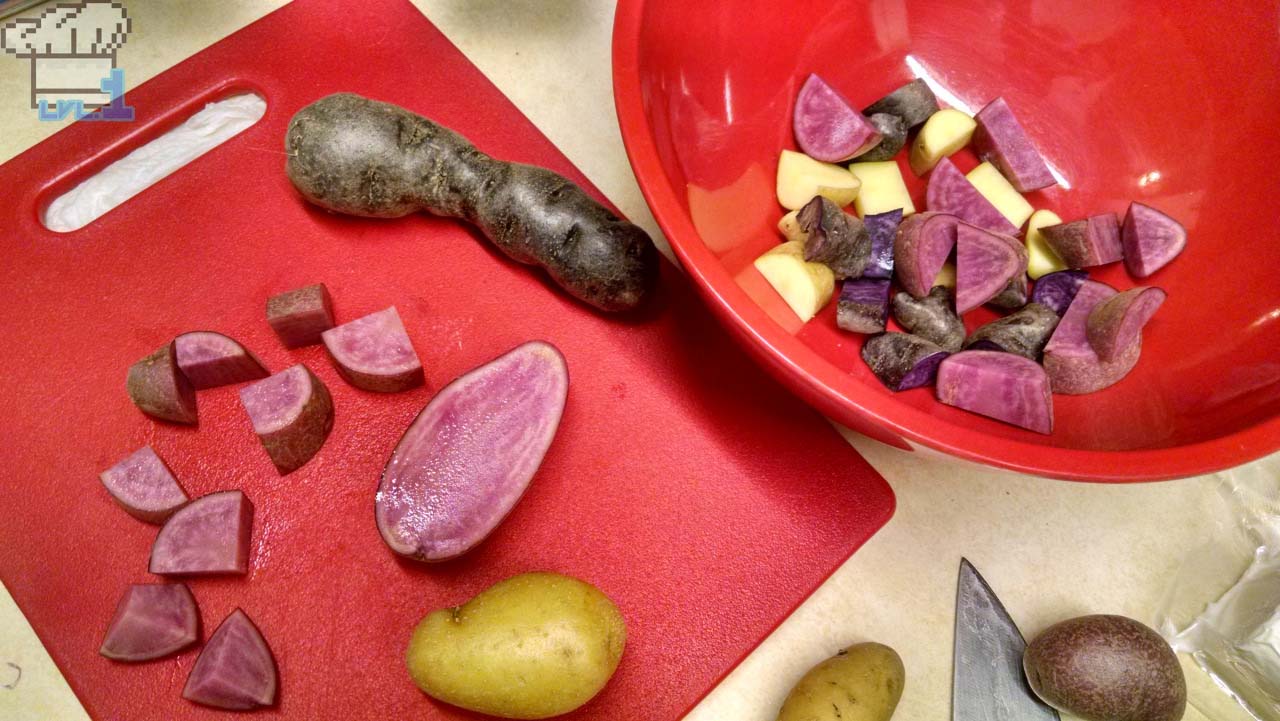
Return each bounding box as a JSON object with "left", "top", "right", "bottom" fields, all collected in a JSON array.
[{"left": 41, "top": 92, "right": 267, "bottom": 233}]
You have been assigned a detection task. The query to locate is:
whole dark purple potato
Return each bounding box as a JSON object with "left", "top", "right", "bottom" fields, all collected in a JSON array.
[{"left": 1023, "top": 615, "right": 1186, "bottom": 721}]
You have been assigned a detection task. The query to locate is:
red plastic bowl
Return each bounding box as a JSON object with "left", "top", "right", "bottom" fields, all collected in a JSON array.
[{"left": 613, "top": 0, "right": 1280, "bottom": 481}]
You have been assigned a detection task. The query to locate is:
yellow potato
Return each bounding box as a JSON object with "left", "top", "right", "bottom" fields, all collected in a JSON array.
[
  {"left": 776, "top": 150, "right": 861, "bottom": 210},
  {"left": 909, "top": 108, "right": 976, "bottom": 176},
  {"left": 753, "top": 240, "right": 836, "bottom": 323},
  {"left": 405, "top": 572, "right": 626, "bottom": 720},
  {"left": 966, "top": 161, "right": 1034, "bottom": 227},
  {"left": 1024, "top": 209, "right": 1068, "bottom": 279},
  {"left": 778, "top": 209, "right": 807, "bottom": 243},
  {"left": 848, "top": 160, "right": 916, "bottom": 218},
  {"left": 776, "top": 642, "right": 905, "bottom": 721}
]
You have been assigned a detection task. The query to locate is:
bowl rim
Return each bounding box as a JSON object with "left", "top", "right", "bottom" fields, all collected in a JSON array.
[{"left": 610, "top": 0, "right": 1280, "bottom": 481}]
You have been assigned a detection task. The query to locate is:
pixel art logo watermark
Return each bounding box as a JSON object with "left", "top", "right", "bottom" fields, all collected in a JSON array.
[{"left": 1, "top": 0, "right": 134, "bottom": 121}]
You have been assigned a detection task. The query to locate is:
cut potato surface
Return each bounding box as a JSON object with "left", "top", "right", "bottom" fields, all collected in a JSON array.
[
  {"left": 966, "top": 161, "right": 1034, "bottom": 228},
  {"left": 1024, "top": 209, "right": 1067, "bottom": 279},
  {"left": 849, "top": 160, "right": 915, "bottom": 218},
  {"left": 776, "top": 150, "right": 860, "bottom": 210},
  {"left": 754, "top": 240, "right": 836, "bottom": 322},
  {"left": 909, "top": 108, "right": 976, "bottom": 176}
]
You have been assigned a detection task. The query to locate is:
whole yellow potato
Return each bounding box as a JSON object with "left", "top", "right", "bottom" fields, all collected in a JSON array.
[
  {"left": 405, "top": 572, "right": 626, "bottom": 719},
  {"left": 776, "top": 642, "right": 904, "bottom": 721}
]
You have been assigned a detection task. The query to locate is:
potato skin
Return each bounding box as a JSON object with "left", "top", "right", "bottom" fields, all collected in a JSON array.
[
  {"left": 285, "top": 93, "right": 657, "bottom": 312},
  {"left": 405, "top": 572, "right": 625, "bottom": 719},
  {"left": 776, "top": 642, "right": 904, "bottom": 721}
]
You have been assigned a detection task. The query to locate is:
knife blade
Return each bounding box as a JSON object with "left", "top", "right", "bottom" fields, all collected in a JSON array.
[{"left": 953, "top": 558, "right": 1060, "bottom": 721}]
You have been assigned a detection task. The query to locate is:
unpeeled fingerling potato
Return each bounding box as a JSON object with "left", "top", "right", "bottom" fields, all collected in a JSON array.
[
  {"left": 406, "top": 572, "right": 625, "bottom": 720},
  {"left": 776, "top": 642, "right": 904, "bottom": 721}
]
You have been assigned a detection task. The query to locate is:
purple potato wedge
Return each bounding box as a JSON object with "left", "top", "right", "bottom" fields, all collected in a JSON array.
[
  {"left": 1040, "top": 214, "right": 1123, "bottom": 268},
  {"left": 1043, "top": 280, "right": 1141, "bottom": 394},
  {"left": 862, "top": 78, "right": 939, "bottom": 128},
  {"left": 376, "top": 341, "right": 568, "bottom": 563},
  {"left": 937, "top": 350, "right": 1053, "bottom": 434},
  {"left": 926, "top": 157, "right": 1019, "bottom": 236},
  {"left": 861, "top": 332, "right": 950, "bottom": 391},
  {"left": 175, "top": 331, "right": 268, "bottom": 390},
  {"left": 126, "top": 342, "right": 197, "bottom": 425},
  {"left": 972, "top": 97, "right": 1055, "bottom": 192},
  {"left": 1087, "top": 286, "right": 1166, "bottom": 362},
  {"left": 955, "top": 223, "right": 1028, "bottom": 314},
  {"left": 266, "top": 283, "right": 334, "bottom": 349},
  {"left": 238, "top": 364, "right": 334, "bottom": 474},
  {"left": 892, "top": 287, "right": 965, "bottom": 352},
  {"left": 963, "top": 303, "right": 1060, "bottom": 360},
  {"left": 793, "top": 74, "right": 882, "bottom": 163},
  {"left": 99, "top": 445, "right": 189, "bottom": 524},
  {"left": 837, "top": 279, "right": 891, "bottom": 334},
  {"left": 858, "top": 113, "right": 909, "bottom": 162},
  {"left": 862, "top": 208, "right": 903, "bottom": 279},
  {"left": 1030, "top": 270, "right": 1088, "bottom": 316},
  {"left": 321, "top": 306, "right": 424, "bottom": 393},
  {"left": 183, "top": 609, "right": 277, "bottom": 710},
  {"left": 149, "top": 490, "right": 253, "bottom": 576},
  {"left": 799, "top": 195, "right": 871, "bottom": 279},
  {"left": 1122, "top": 202, "right": 1186, "bottom": 278},
  {"left": 100, "top": 583, "right": 199, "bottom": 662},
  {"left": 894, "top": 211, "right": 961, "bottom": 298}
]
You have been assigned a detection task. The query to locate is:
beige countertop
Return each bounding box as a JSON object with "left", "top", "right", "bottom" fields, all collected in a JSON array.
[{"left": 0, "top": 3, "right": 1273, "bottom": 721}]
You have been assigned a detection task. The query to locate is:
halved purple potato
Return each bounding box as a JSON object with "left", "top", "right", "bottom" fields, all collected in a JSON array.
[
  {"left": 321, "top": 306, "right": 423, "bottom": 393},
  {"left": 376, "top": 341, "right": 568, "bottom": 562},
  {"left": 972, "top": 97, "right": 1055, "bottom": 192},
  {"left": 955, "top": 224, "right": 1028, "bottom": 314},
  {"left": 175, "top": 331, "right": 268, "bottom": 390},
  {"left": 863, "top": 78, "right": 939, "bottom": 128},
  {"left": 837, "top": 279, "right": 891, "bottom": 334},
  {"left": 863, "top": 208, "right": 903, "bottom": 279},
  {"left": 1043, "top": 280, "right": 1141, "bottom": 394},
  {"left": 1087, "top": 286, "right": 1166, "bottom": 362},
  {"left": 100, "top": 583, "right": 199, "bottom": 662},
  {"left": 861, "top": 332, "right": 950, "bottom": 391},
  {"left": 183, "top": 609, "right": 277, "bottom": 710},
  {"left": 150, "top": 490, "right": 253, "bottom": 576},
  {"left": 239, "top": 364, "right": 334, "bottom": 474},
  {"left": 126, "top": 342, "right": 197, "bottom": 425},
  {"left": 266, "top": 283, "right": 334, "bottom": 349},
  {"left": 799, "top": 196, "right": 871, "bottom": 279},
  {"left": 926, "top": 157, "right": 1019, "bottom": 236},
  {"left": 963, "top": 303, "right": 1060, "bottom": 360},
  {"left": 1030, "top": 270, "right": 1088, "bottom": 316},
  {"left": 99, "top": 445, "right": 188, "bottom": 524},
  {"left": 793, "top": 74, "right": 882, "bottom": 163},
  {"left": 894, "top": 211, "right": 960, "bottom": 298},
  {"left": 937, "top": 350, "right": 1053, "bottom": 434},
  {"left": 1122, "top": 202, "right": 1186, "bottom": 278},
  {"left": 859, "top": 113, "right": 909, "bottom": 162},
  {"left": 1040, "top": 214, "right": 1123, "bottom": 268},
  {"left": 892, "top": 286, "right": 964, "bottom": 352}
]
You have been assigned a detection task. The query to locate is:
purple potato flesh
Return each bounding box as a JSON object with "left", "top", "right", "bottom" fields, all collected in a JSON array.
[
  {"left": 99, "top": 445, "right": 189, "bottom": 524},
  {"left": 239, "top": 364, "right": 334, "bottom": 474},
  {"left": 799, "top": 196, "right": 871, "bottom": 279},
  {"left": 892, "top": 286, "right": 965, "bottom": 352},
  {"left": 793, "top": 74, "right": 882, "bottom": 163},
  {"left": 175, "top": 331, "right": 268, "bottom": 390},
  {"left": 266, "top": 283, "right": 334, "bottom": 349},
  {"left": 894, "top": 211, "right": 961, "bottom": 298},
  {"left": 126, "top": 342, "right": 197, "bottom": 425},
  {"left": 1043, "top": 280, "right": 1141, "bottom": 394},
  {"left": 1040, "top": 214, "right": 1123, "bottom": 268},
  {"left": 963, "top": 303, "right": 1060, "bottom": 360},
  {"left": 837, "top": 279, "right": 891, "bottom": 334},
  {"left": 183, "top": 609, "right": 277, "bottom": 710},
  {"left": 321, "top": 306, "right": 424, "bottom": 393},
  {"left": 972, "top": 97, "right": 1055, "bottom": 192},
  {"left": 1087, "top": 286, "right": 1166, "bottom": 362},
  {"left": 376, "top": 341, "right": 568, "bottom": 562},
  {"left": 955, "top": 223, "right": 1028, "bottom": 314},
  {"left": 1030, "top": 270, "right": 1088, "bottom": 316},
  {"left": 862, "top": 78, "right": 939, "bottom": 128},
  {"left": 150, "top": 491, "right": 253, "bottom": 576},
  {"left": 926, "top": 157, "right": 1019, "bottom": 236},
  {"left": 862, "top": 208, "right": 903, "bottom": 279},
  {"left": 937, "top": 350, "right": 1053, "bottom": 434},
  {"left": 858, "top": 113, "right": 909, "bottom": 162},
  {"left": 861, "top": 332, "right": 949, "bottom": 391},
  {"left": 1122, "top": 202, "right": 1186, "bottom": 278},
  {"left": 100, "top": 583, "right": 199, "bottom": 662}
]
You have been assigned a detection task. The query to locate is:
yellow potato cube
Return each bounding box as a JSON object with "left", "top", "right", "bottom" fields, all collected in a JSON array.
[
  {"left": 776, "top": 150, "right": 861, "bottom": 210},
  {"left": 753, "top": 240, "right": 835, "bottom": 323},
  {"left": 966, "top": 162, "right": 1034, "bottom": 228},
  {"left": 848, "top": 161, "right": 916, "bottom": 218},
  {"left": 777, "top": 210, "right": 807, "bottom": 243},
  {"left": 934, "top": 262, "right": 956, "bottom": 289},
  {"left": 1024, "top": 209, "right": 1068, "bottom": 279},
  {"left": 909, "top": 108, "right": 976, "bottom": 176}
]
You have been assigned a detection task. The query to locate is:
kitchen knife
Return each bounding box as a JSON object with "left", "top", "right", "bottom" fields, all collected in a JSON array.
[{"left": 954, "top": 558, "right": 1060, "bottom": 721}]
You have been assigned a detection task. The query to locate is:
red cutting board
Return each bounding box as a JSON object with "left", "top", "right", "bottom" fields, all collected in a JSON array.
[{"left": 0, "top": 2, "right": 894, "bottom": 719}]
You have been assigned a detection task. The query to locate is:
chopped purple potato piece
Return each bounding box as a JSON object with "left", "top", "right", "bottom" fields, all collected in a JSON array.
[
  {"left": 322, "top": 306, "right": 424, "bottom": 393},
  {"left": 793, "top": 74, "right": 882, "bottom": 162},
  {"left": 862, "top": 208, "right": 902, "bottom": 279},
  {"left": 126, "top": 342, "right": 197, "bottom": 425},
  {"left": 1030, "top": 270, "right": 1088, "bottom": 316},
  {"left": 972, "top": 97, "right": 1055, "bottom": 192},
  {"left": 1043, "top": 280, "right": 1141, "bottom": 394},
  {"left": 988, "top": 272, "right": 1029, "bottom": 309},
  {"left": 1039, "top": 214, "right": 1123, "bottom": 268},
  {"left": 798, "top": 196, "right": 871, "bottom": 279},
  {"left": 266, "top": 283, "right": 334, "bottom": 349},
  {"left": 1086, "top": 286, "right": 1166, "bottom": 362},
  {"left": 926, "top": 157, "right": 1020, "bottom": 236},
  {"left": 858, "top": 113, "right": 909, "bottom": 162},
  {"left": 955, "top": 223, "right": 1028, "bottom": 314},
  {"left": 937, "top": 350, "right": 1053, "bottom": 434},
  {"left": 1122, "top": 202, "right": 1186, "bottom": 278},
  {"left": 894, "top": 211, "right": 960, "bottom": 298},
  {"left": 837, "top": 279, "right": 891, "bottom": 334},
  {"left": 100, "top": 583, "right": 199, "bottom": 662},
  {"left": 861, "top": 332, "right": 950, "bottom": 391},
  {"left": 377, "top": 341, "right": 568, "bottom": 562},
  {"left": 99, "top": 445, "right": 189, "bottom": 524},
  {"left": 892, "top": 286, "right": 965, "bottom": 352},
  {"left": 183, "top": 609, "right": 278, "bottom": 710},
  {"left": 963, "top": 302, "right": 1060, "bottom": 360},
  {"left": 174, "top": 331, "right": 268, "bottom": 390},
  {"left": 862, "top": 78, "right": 939, "bottom": 128},
  {"left": 239, "top": 364, "right": 334, "bottom": 474},
  {"left": 149, "top": 490, "right": 253, "bottom": 576}
]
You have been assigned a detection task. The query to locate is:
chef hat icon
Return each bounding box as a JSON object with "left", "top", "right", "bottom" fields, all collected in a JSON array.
[{"left": 2, "top": 0, "right": 131, "bottom": 110}]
